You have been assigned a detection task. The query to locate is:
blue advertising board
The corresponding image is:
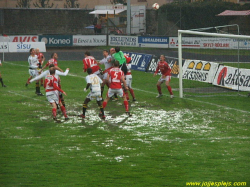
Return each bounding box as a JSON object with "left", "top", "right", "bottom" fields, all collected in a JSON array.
[
  {"left": 38, "top": 35, "right": 73, "bottom": 47},
  {"left": 138, "top": 36, "right": 169, "bottom": 48},
  {"left": 123, "top": 52, "right": 152, "bottom": 72}
]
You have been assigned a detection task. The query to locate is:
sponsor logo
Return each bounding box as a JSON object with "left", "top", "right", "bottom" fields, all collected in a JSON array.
[
  {"left": 170, "top": 61, "right": 179, "bottom": 75},
  {"left": 217, "top": 67, "right": 227, "bottom": 86},
  {"left": 12, "top": 36, "right": 38, "bottom": 42},
  {"left": 17, "top": 43, "right": 31, "bottom": 49},
  {"left": 48, "top": 37, "right": 70, "bottom": 45},
  {"left": 183, "top": 61, "right": 211, "bottom": 82},
  {"left": 0, "top": 45, "right": 8, "bottom": 49},
  {"left": 131, "top": 54, "right": 143, "bottom": 66},
  {"left": 41, "top": 37, "right": 48, "bottom": 44},
  {"left": 75, "top": 37, "right": 106, "bottom": 44},
  {"left": 148, "top": 58, "right": 160, "bottom": 72},
  {"left": 217, "top": 67, "right": 250, "bottom": 87}
]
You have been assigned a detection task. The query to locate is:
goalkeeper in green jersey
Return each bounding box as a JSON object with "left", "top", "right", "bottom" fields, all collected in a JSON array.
[{"left": 111, "top": 47, "right": 128, "bottom": 75}]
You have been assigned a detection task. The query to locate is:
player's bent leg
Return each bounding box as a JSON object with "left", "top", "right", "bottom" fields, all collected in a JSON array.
[
  {"left": 129, "top": 88, "right": 136, "bottom": 101},
  {"left": 51, "top": 102, "right": 57, "bottom": 120},
  {"left": 0, "top": 77, "right": 6, "bottom": 87},
  {"left": 165, "top": 79, "right": 174, "bottom": 98},
  {"left": 79, "top": 98, "right": 91, "bottom": 118},
  {"left": 97, "top": 100, "right": 105, "bottom": 119},
  {"left": 59, "top": 94, "right": 66, "bottom": 107},
  {"left": 156, "top": 81, "right": 163, "bottom": 98},
  {"left": 59, "top": 102, "right": 69, "bottom": 120}
]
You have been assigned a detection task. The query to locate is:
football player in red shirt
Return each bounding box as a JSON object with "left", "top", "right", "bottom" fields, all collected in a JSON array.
[
  {"left": 102, "top": 61, "right": 131, "bottom": 116},
  {"left": 35, "top": 48, "right": 45, "bottom": 86},
  {"left": 41, "top": 53, "right": 63, "bottom": 72},
  {"left": 153, "top": 55, "right": 174, "bottom": 98},
  {"left": 83, "top": 51, "right": 101, "bottom": 77},
  {"left": 44, "top": 67, "right": 68, "bottom": 121}
]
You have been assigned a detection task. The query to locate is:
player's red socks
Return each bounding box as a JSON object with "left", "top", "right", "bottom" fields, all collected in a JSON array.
[
  {"left": 27, "top": 78, "right": 31, "bottom": 84},
  {"left": 167, "top": 86, "right": 173, "bottom": 95},
  {"left": 60, "top": 106, "right": 68, "bottom": 118},
  {"left": 157, "top": 85, "right": 162, "bottom": 94},
  {"left": 125, "top": 91, "right": 129, "bottom": 100},
  {"left": 40, "top": 78, "right": 44, "bottom": 86},
  {"left": 103, "top": 101, "right": 107, "bottom": 109},
  {"left": 129, "top": 88, "right": 135, "bottom": 99},
  {"left": 52, "top": 108, "right": 57, "bottom": 117},
  {"left": 124, "top": 100, "right": 129, "bottom": 112}
]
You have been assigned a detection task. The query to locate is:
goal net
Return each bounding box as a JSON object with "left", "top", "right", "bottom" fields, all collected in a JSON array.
[{"left": 178, "top": 26, "right": 250, "bottom": 98}]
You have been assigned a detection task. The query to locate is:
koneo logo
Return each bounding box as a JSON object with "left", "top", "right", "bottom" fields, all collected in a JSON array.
[
  {"left": 41, "top": 37, "right": 48, "bottom": 44},
  {"left": 49, "top": 38, "right": 71, "bottom": 44}
]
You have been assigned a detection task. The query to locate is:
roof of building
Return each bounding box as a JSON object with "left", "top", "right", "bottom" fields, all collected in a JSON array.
[{"left": 217, "top": 10, "right": 250, "bottom": 16}]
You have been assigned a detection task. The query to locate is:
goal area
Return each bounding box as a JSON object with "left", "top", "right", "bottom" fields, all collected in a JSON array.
[{"left": 178, "top": 26, "right": 250, "bottom": 98}]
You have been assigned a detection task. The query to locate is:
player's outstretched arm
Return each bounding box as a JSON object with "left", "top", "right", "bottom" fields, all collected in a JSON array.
[
  {"left": 56, "top": 68, "right": 69, "bottom": 76},
  {"left": 30, "top": 71, "right": 48, "bottom": 83}
]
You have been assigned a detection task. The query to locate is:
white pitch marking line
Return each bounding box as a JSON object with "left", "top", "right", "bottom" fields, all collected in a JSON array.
[
  {"left": 5, "top": 61, "right": 249, "bottom": 113},
  {"left": 8, "top": 91, "right": 46, "bottom": 102},
  {"left": 133, "top": 89, "right": 250, "bottom": 114}
]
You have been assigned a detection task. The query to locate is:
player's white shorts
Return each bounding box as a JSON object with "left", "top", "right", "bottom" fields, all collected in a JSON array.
[
  {"left": 46, "top": 91, "right": 59, "bottom": 104},
  {"left": 107, "top": 88, "right": 124, "bottom": 98},
  {"left": 29, "top": 69, "right": 39, "bottom": 78},
  {"left": 158, "top": 75, "right": 171, "bottom": 83},
  {"left": 103, "top": 72, "right": 108, "bottom": 80},
  {"left": 87, "top": 91, "right": 102, "bottom": 101},
  {"left": 94, "top": 70, "right": 103, "bottom": 80},
  {"left": 126, "top": 75, "right": 132, "bottom": 88}
]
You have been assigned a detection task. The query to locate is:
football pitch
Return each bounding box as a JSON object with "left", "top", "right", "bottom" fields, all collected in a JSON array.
[{"left": 0, "top": 60, "right": 249, "bottom": 186}]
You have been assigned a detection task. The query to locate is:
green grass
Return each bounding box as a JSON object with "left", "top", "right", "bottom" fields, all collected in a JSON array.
[{"left": 0, "top": 60, "right": 249, "bottom": 186}]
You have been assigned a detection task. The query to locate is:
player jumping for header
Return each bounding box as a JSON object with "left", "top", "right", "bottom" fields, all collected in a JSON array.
[{"left": 154, "top": 55, "right": 174, "bottom": 98}]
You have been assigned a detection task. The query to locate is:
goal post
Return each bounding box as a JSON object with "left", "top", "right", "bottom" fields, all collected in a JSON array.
[{"left": 178, "top": 29, "right": 250, "bottom": 98}]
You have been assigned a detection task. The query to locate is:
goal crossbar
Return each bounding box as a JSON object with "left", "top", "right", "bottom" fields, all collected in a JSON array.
[{"left": 178, "top": 30, "right": 250, "bottom": 98}]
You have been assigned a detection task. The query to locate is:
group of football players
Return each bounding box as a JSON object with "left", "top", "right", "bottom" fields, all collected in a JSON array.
[{"left": 22, "top": 46, "right": 173, "bottom": 121}]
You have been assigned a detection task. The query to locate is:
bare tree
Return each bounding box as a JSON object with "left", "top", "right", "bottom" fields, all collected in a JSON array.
[
  {"left": 64, "top": 0, "right": 80, "bottom": 8},
  {"left": 16, "top": 0, "right": 31, "bottom": 8},
  {"left": 33, "top": 0, "right": 54, "bottom": 8}
]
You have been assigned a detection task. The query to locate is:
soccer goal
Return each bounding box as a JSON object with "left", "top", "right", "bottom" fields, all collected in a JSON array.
[{"left": 178, "top": 25, "right": 250, "bottom": 98}]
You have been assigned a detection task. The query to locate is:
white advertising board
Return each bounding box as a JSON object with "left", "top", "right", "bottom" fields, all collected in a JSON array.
[
  {"left": 169, "top": 37, "right": 250, "bottom": 49},
  {"left": 8, "top": 42, "right": 46, "bottom": 52},
  {"left": 182, "top": 60, "right": 219, "bottom": 83},
  {"left": 73, "top": 35, "right": 106, "bottom": 46},
  {"left": 109, "top": 36, "right": 138, "bottom": 47},
  {"left": 213, "top": 65, "right": 250, "bottom": 91},
  {"left": 0, "top": 42, "right": 9, "bottom": 53}
]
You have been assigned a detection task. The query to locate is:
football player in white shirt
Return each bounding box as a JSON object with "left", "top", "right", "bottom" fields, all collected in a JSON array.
[
  {"left": 26, "top": 48, "right": 43, "bottom": 96},
  {"left": 79, "top": 68, "right": 105, "bottom": 120},
  {"left": 125, "top": 57, "right": 136, "bottom": 101},
  {"left": 98, "top": 50, "right": 113, "bottom": 97},
  {"left": 0, "top": 60, "right": 6, "bottom": 87}
]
